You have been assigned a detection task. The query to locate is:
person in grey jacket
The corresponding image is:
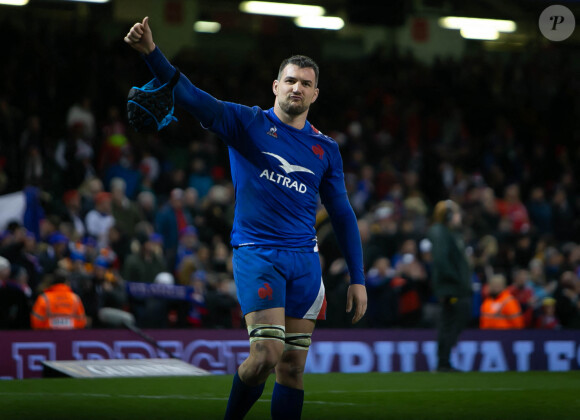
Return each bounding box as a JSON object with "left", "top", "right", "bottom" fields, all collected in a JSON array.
[{"left": 427, "top": 200, "right": 472, "bottom": 372}]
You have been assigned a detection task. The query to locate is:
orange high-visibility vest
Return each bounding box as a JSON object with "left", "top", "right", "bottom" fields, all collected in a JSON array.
[
  {"left": 480, "top": 289, "right": 524, "bottom": 329},
  {"left": 31, "top": 284, "right": 87, "bottom": 329}
]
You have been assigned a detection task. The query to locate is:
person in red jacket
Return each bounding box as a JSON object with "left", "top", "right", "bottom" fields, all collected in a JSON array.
[
  {"left": 480, "top": 274, "right": 524, "bottom": 329},
  {"left": 31, "top": 271, "right": 87, "bottom": 330}
]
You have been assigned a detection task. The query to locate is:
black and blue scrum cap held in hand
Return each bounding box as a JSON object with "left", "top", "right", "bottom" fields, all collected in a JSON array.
[{"left": 127, "top": 68, "right": 180, "bottom": 132}]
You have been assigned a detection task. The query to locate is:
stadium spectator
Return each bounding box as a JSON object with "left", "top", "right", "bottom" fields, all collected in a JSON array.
[
  {"left": 535, "top": 297, "right": 561, "bottom": 330},
  {"left": 79, "top": 255, "right": 126, "bottom": 328},
  {"left": 78, "top": 176, "right": 104, "bottom": 217},
  {"left": 38, "top": 231, "right": 69, "bottom": 275},
  {"left": 554, "top": 271, "right": 580, "bottom": 328},
  {"left": 428, "top": 200, "right": 471, "bottom": 372},
  {"left": 365, "top": 257, "right": 397, "bottom": 327},
  {"left": 0, "top": 257, "right": 31, "bottom": 329},
  {"left": 496, "top": 184, "right": 530, "bottom": 234},
  {"left": 507, "top": 269, "right": 535, "bottom": 327},
  {"left": 480, "top": 274, "right": 524, "bottom": 329},
  {"left": 108, "top": 224, "right": 131, "bottom": 267},
  {"left": 552, "top": 187, "right": 576, "bottom": 242},
  {"left": 136, "top": 190, "right": 157, "bottom": 225},
  {"left": 155, "top": 188, "right": 191, "bottom": 270},
  {"left": 527, "top": 258, "right": 556, "bottom": 307},
  {"left": 526, "top": 186, "right": 552, "bottom": 235},
  {"left": 392, "top": 240, "right": 428, "bottom": 327},
  {"left": 188, "top": 157, "right": 213, "bottom": 199},
  {"left": 66, "top": 96, "right": 96, "bottom": 141},
  {"left": 204, "top": 274, "right": 241, "bottom": 328},
  {"left": 110, "top": 177, "right": 143, "bottom": 237},
  {"left": 30, "top": 270, "right": 87, "bottom": 329},
  {"left": 85, "top": 191, "right": 114, "bottom": 248},
  {"left": 21, "top": 117, "right": 45, "bottom": 187},
  {"left": 61, "top": 190, "right": 86, "bottom": 238},
  {"left": 97, "top": 105, "right": 128, "bottom": 173},
  {"left": 104, "top": 146, "right": 142, "bottom": 199},
  {"left": 175, "top": 225, "right": 199, "bottom": 270},
  {"left": 122, "top": 232, "right": 166, "bottom": 327},
  {"left": 211, "top": 241, "right": 231, "bottom": 273}
]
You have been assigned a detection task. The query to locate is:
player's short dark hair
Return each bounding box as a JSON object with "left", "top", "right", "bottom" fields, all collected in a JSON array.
[{"left": 278, "top": 55, "right": 319, "bottom": 87}]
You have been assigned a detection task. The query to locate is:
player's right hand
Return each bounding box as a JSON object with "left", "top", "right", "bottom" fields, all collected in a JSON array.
[{"left": 124, "top": 16, "right": 156, "bottom": 55}]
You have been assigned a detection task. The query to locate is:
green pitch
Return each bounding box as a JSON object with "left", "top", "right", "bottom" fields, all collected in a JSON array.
[{"left": 1, "top": 372, "right": 579, "bottom": 420}]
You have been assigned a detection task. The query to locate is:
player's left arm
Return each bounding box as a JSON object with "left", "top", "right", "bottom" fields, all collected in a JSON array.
[{"left": 320, "top": 144, "right": 367, "bottom": 324}]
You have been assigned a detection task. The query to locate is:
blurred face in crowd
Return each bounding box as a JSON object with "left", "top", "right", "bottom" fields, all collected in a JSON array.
[
  {"left": 357, "top": 219, "right": 370, "bottom": 244},
  {"left": 144, "top": 238, "right": 161, "bottom": 255},
  {"left": 137, "top": 191, "right": 155, "bottom": 212},
  {"left": 274, "top": 64, "right": 319, "bottom": 117},
  {"left": 529, "top": 260, "right": 544, "bottom": 284},
  {"left": 560, "top": 271, "right": 579, "bottom": 291},
  {"left": 0, "top": 259, "right": 9, "bottom": 280},
  {"left": 97, "top": 198, "right": 112, "bottom": 214},
  {"left": 214, "top": 243, "right": 229, "bottom": 261},
  {"left": 65, "top": 193, "right": 81, "bottom": 212},
  {"left": 53, "top": 240, "right": 67, "bottom": 256},
  {"left": 569, "top": 246, "right": 580, "bottom": 265},
  {"left": 553, "top": 188, "right": 567, "bottom": 205},
  {"left": 530, "top": 187, "right": 544, "bottom": 202},
  {"left": 197, "top": 245, "right": 211, "bottom": 264},
  {"left": 489, "top": 275, "right": 506, "bottom": 296},
  {"left": 108, "top": 225, "right": 121, "bottom": 243},
  {"left": 513, "top": 269, "right": 529, "bottom": 288},
  {"left": 181, "top": 232, "right": 198, "bottom": 249},
  {"left": 480, "top": 188, "right": 496, "bottom": 211},
  {"left": 111, "top": 184, "right": 126, "bottom": 203},
  {"left": 170, "top": 189, "right": 183, "bottom": 210},
  {"left": 184, "top": 187, "right": 198, "bottom": 208},
  {"left": 449, "top": 209, "right": 462, "bottom": 228},
  {"left": 504, "top": 184, "right": 520, "bottom": 203},
  {"left": 373, "top": 257, "right": 391, "bottom": 277},
  {"left": 24, "top": 233, "right": 36, "bottom": 252},
  {"left": 543, "top": 302, "right": 556, "bottom": 316},
  {"left": 401, "top": 239, "right": 417, "bottom": 256}
]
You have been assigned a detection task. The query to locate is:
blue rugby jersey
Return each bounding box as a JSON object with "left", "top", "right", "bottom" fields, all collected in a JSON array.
[
  {"left": 143, "top": 48, "right": 364, "bottom": 284},
  {"left": 208, "top": 103, "right": 345, "bottom": 249}
]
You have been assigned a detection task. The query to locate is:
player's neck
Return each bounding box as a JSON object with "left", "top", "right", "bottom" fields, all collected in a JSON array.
[{"left": 273, "top": 104, "right": 308, "bottom": 130}]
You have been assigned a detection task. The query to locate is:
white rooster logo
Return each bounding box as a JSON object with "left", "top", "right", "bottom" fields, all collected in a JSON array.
[{"left": 262, "top": 152, "right": 314, "bottom": 175}]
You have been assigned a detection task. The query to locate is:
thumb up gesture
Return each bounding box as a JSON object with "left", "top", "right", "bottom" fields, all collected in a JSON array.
[{"left": 124, "top": 16, "right": 156, "bottom": 55}]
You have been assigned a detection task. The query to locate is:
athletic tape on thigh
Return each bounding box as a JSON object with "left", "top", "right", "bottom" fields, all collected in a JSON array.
[
  {"left": 284, "top": 332, "right": 312, "bottom": 351},
  {"left": 247, "top": 324, "right": 286, "bottom": 344}
]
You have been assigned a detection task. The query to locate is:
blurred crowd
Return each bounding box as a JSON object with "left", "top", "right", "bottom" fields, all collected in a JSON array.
[{"left": 0, "top": 18, "right": 579, "bottom": 330}]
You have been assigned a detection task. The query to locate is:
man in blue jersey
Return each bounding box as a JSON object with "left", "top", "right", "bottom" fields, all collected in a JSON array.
[{"left": 125, "top": 17, "right": 367, "bottom": 420}]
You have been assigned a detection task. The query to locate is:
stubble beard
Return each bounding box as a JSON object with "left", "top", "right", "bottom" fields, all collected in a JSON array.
[{"left": 279, "top": 97, "right": 309, "bottom": 116}]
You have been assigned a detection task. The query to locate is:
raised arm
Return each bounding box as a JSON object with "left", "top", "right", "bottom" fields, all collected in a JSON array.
[{"left": 124, "top": 17, "right": 223, "bottom": 128}]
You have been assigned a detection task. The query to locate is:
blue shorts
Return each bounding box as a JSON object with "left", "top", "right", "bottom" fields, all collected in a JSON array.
[{"left": 233, "top": 246, "right": 325, "bottom": 320}]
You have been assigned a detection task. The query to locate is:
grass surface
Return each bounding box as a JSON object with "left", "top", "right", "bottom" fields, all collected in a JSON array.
[{"left": 1, "top": 372, "right": 579, "bottom": 420}]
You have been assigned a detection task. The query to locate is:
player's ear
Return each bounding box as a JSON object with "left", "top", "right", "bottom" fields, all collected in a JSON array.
[
  {"left": 272, "top": 80, "right": 279, "bottom": 96},
  {"left": 311, "top": 87, "right": 319, "bottom": 103}
]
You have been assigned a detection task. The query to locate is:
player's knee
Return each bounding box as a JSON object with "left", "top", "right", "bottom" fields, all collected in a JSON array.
[
  {"left": 247, "top": 324, "right": 286, "bottom": 374},
  {"left": 276, "top": 358, "right": 305, "bottom": 381},
  {"left": 252, "top": 341, "right": 283, "bottom": 371}
]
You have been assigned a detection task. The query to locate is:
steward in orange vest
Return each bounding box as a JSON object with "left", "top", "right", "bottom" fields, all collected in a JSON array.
[
  {"left": 31, "top": 272, "right": 87, "bottom": 330},
  {"left": 480, "top": 274, "right": 524, "bottom": 329}
]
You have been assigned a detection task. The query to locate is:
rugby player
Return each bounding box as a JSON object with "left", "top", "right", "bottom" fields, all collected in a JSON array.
[{"left": 125, "top": 17, "right": 367, "bottom": 420}]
